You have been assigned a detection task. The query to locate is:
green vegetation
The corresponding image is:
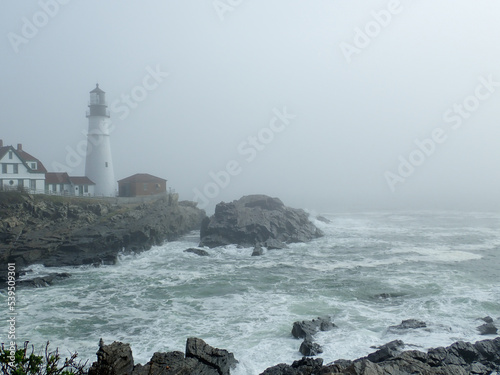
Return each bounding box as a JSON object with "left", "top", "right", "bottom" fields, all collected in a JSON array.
[
  {"left": 0, "top": 342, "right": 86, "bottom": 375},
  {"left": 0, "top": 191, "right": 27, "bottom": 205}
]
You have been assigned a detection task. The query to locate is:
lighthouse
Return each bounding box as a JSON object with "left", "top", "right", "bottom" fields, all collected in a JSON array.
[{"left": 85, "top": 84, "right": 116, "bottom": 197}]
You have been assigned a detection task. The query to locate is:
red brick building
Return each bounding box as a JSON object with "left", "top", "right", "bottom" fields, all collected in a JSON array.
[{"left": 118, "top": 173, "right": 167, "bottom": 197}]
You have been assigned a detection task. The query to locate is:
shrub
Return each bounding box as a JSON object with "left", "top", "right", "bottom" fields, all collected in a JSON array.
[{"left": 0, "top": 341, "right": 86, "bottom": 375}]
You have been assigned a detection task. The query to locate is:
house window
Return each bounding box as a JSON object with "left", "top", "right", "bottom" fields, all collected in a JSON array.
[
  {"left": 30, "top": 180, "right": 36, "bottom": 190},
  {"left": 8, "top": 151, "right": 12, "bottom": 159},
  {"left": 18, "top": 179, "right": 24, "bottom": 187},
  {"left": 84, "top": 185, "right": 88, "bottom": 193},
  {"left": 143, "top": 183, "right": 148, "bottom": 191},
  {"left": 1, "top": 164, "right": 6, "bottom": 174},
  {"left": 31, "top": 162, "right": 36, "bottom": 169},
  {"left": 52, "top": 184, "right": 57, "bottom": 191},
  {"left": 60, "top": 184, "right": 64, "bottom": 192},
  {"left": 13, "top": 164, "right": 18, "bottom": 174}
]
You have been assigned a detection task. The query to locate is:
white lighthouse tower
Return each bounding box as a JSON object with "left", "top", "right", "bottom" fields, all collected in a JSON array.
[{"left": 85, "top": 84, "right": 116, "bottom": 197}]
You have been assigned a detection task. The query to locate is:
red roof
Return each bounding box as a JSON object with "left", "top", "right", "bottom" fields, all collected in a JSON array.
[
  {"left": 45, "top": 172, "right": 71, "bottom": 184},
  {"left": 118, "top": 173, "right": 167, "bottom": 184},
  {"left": 0, "top": 145, "right": 47, "bottom": 173},
  {"left": 69, "top": 176, "right": 95, "bottom": 185}
]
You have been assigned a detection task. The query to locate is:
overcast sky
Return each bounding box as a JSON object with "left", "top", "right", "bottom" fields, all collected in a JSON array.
[{"left": 2, "top": 0, "right": 500, "bottom": 213}]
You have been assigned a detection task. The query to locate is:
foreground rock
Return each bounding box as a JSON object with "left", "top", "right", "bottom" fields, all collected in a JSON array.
[
  {"left": 260, "top": 357, "right": 323, "bottom": 375},
  {"left": 199, "top": 195, "right": 323, "bottom": 248},
  {"left": 261, "top": 337, "right": 500, "bottom": 374},
  {"left": 292, "top": 316, "right": 336, "bottom": 339},
  {"left": 0, "top": 192, "right": 206, "bottom": 273},
  {"left": 292, "top": 316, "right": 336, "bottom": 356},
  {"left": 16, "top": 272, "right": 71, "bottom": 288},
  {"left": 89, "top": 338, "right": 237, "bottom": 375}
]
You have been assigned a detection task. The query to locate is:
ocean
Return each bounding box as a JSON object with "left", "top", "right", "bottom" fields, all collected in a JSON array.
[{"left": 3, "top": 211, "right": 500, "bottom": 374}]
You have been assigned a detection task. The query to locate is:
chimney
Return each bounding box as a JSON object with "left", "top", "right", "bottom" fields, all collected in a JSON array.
[
  {"left": 0, "top": 139, "right": 3, "bottom": 147},
  {"left": 17, "top": 143, "right": 22, "bottom": 151}
]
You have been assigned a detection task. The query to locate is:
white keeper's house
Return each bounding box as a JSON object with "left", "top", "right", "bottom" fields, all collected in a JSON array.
[
  {"left": 0, "top": 141, "right": 46, "bottom": 193},
  {"left": 0, "top": 141, "right": 95, "bottom": 196}
]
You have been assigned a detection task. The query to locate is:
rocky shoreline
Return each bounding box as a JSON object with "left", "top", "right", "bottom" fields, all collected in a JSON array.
[
  {"left": 86, "top": 333, "right": 500, "bottom": 375},
  {"left": 84, "top": 316, "right": 500, "bottom": 374},
  {"left": 0, "top": 191, "right": 206, "bottom": 281}
]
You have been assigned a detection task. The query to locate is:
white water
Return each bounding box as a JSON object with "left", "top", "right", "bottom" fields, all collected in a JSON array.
[{"left": 2, "top": 211, "right": 500, "bottom": 374}]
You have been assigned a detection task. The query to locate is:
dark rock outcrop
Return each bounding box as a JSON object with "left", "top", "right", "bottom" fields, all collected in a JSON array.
[
  {"left": 88, "top": 338, "right": 237, "bottom": 375},
  {"left": 88, "top": 340, "right": 134, "bottom": 375},
  {"left": 388, "top": 319, "right": 426, "bottom": 331},
  {"left": 0, "top": 192, "right": 206, "bottom": 273},
  {"left": 185, "top": 337, "right": 238, "bottom": 375},
  {"left": 316, "top": 215, "right": 331, "bottom": 223},
  {"left": 184, "top": 248, "right": 210, "bottom": 256},
  {"left": 291, "top": 316, "right": 336, "bottom": 339},
  {"left": 299, "top": 338, "right": 323, "bottom": 356},
  {"left": 366, "top": 340, "right": 405, "bottom": 363},
  {"left": 16, "top": 272, "right": 71, "bottom": 288},
  {"left": 260, "top": 357, "right": 323, "bottom": 375},
  {"left": 252, "top": 245, "right": 264, "bottom": 256},
  {"left": 85, "top": 336, "right": 500, "bottom": 375},
  {"left": 292, "top": 316, "right": 335, "bottom": 357},
  {"left": 265, "top": 337, "right": 500, "bottom": 375},
  {"left": 477, "top": 322, "right": 498, "bottom": 335},
  {"left": 199, "top": 195, "right": 323, "bottom": 248}
]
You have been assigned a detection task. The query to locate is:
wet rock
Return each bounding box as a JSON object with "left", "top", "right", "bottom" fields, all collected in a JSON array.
[
  {"left": 259, "top": 357, "right": 323, "bottom": 375},
  {"left": 199, "top": 195, "right": 323, "bottom": 248},
  {"left": 252, "top": 245, "right": 264, "bottom": 256},
  {"left": 16, "top": 272, "right": 71, "bottom": 288},
  {"left": 388, "top": 319, "right": 426, "bottom": 331},
  {"left": 263, "top": 238, "right": 288, "bottom": 249},
  {"left": 367, "top": 340, "right": 405, "bottom": 363},
  {"left": 477, "top": 322, "right": 498, "bottom": 335},
  {"left": 185, "top": 337, "right": 238, "bottom": 375},
  {"left": 316, "top": 215, "right": 331, "bottom": 223},
  {"left": 88, "top": 340, "right": 134, "bottom": 375},
  {"left": 480, "top": 316, "right": 494, "bottom": 323},
  {"left": 184, "top": 248, "right": 209, "bottom": 256},
  {"left": 89, "top": 338, "right": 237, "bottom": 375},
  {"left": 291, "top": 316, "right": 335, "bottom": 339},
  {"left": 299, "top": 338, "right": 323, "bottom": 356}
]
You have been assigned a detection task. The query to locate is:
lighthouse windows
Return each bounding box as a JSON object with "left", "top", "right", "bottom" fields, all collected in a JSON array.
[{"left": 105, "top": 162, "right": 108, "bottom": 167}]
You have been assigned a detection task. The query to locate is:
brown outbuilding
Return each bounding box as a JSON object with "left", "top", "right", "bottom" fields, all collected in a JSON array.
[{"left": 118, "top": 173, "right": 167, "bottom": 197}]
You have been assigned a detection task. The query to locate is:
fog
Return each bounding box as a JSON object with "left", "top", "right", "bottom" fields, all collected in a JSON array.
[{"left": 2, "top": 0, "right": 500, "bottom": 214}]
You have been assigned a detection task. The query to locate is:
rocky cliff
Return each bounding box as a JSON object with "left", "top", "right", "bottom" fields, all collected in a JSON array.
[
  {"left": 0, "top": 192, "right": 206, "bottom": 270},
  {"left": 199, "top": 195, "right": 323, "bottom": 248}
]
